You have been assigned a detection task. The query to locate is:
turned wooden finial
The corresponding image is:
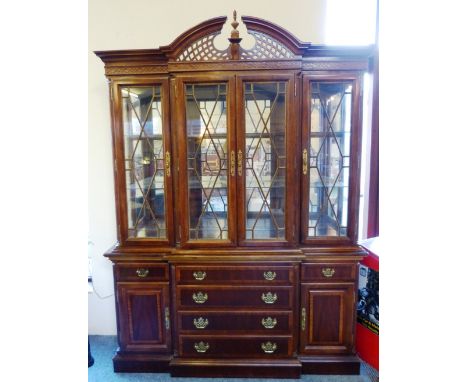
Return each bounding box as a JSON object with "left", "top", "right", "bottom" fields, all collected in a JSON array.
[
  {"left": 228, "top": 10, "right": 242, "bottom": 60},
  {"left": 230, "top": 10, "right": 239, "bottom": 39}
]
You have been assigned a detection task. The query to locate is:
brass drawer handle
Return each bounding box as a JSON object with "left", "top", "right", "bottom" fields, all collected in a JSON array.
[
  {"left": 165, "top": 151, "right": 171, "bottom": 177},
  {"left": 322, "top": 268, "right": 336, "bottom": 278},
  {"left": 193, "top": 271, "right": 206, "bottom": 281},
  {"left": 194, "top": 341, "right": 210, "bottom": 353},
  {"left": 165, "top": 307, "right": 170, "bottom": 330},
  {"left": 263, "top": 271, "right": 276, "bottom": 281},
  {"left": 302, "top": 148, "right": 308, "bottom": 175},
  {"left": 261, "top": 292, "right": 277, "bottom": 304},
  {"left": 192, "top": 292, "right": 208, "bottom": 304},
  {"left": 230, "top": 150, "right": 236, "bottom": 176},
  {"left": 261, "top": 317, "right": 277, "bottom": 329},
  {"left": 301, "top": 307, "right": 306, "bottom": 331},
  {"left": 193, "top": 317, "right": 209, "bottom": 329},
  {"left": 135, "top": 268, "right": 149, "bottom": 278},
  {"left": 261, "top": 342, "right": 277, "bottom": 354}
]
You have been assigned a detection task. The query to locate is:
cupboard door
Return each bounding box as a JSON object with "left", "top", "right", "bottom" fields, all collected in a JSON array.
[
  {"left": 236, "top": 74, "right": 297, "bottom": 246},
  {"left": 176, "top": 77, "right": 237, "bottom": 247},
  {"left": 301, "top": 75, "right": 362, "bottom": 244},
  {"left": 114, "top": 79, "right": 174, "bottom": 245},
  {"left": 300, "top": 283, "right": 355, "bottom": 355},
  {"left": 116, "top": 283, "right": 171, "bottom": 353}
]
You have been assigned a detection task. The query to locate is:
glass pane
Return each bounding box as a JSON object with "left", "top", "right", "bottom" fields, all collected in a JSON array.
[
  {"left": 308, "top": 82, "right": 352, "bottom": 237},
  {"left": 186, "top": 84, "right": 229, "bottom": 240},
  {"left": 122, "top": 86, "right": 167, "bottom": 238},
  {"left": 244, "top": 82, "right": 286, "bottom": 240}
]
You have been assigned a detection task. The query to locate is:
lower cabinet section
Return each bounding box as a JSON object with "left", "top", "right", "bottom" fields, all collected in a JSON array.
[
  {"left": 300, "top": 283, "right": 356, "bottom": 355},
  {"left": 109, "top": 257, "right": 362, "bottom": 377},
  {"left": 116, "top": 282, "right": 171, "bottom": 353}
]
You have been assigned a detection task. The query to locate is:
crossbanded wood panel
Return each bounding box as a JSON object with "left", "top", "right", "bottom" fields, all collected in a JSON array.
[
  {"left": 178, "top": 335, "right": 294, "bottom": 358},
  {"left": 175, "top": 264, "right": 295, "bottom": 284},
  {"left": 300, "top": 283, "right": 355, "bottom": 355},
  {"left": 117, "top": 283, "right": 171, "bottom": 353},
  {"left": 177, "top": 310, "right": 293, "bottom": 334},
  {"left": 301, "top": 263, "right": 356, "bottom": 282},
  {"left": 176, "top": 285, "right": 294, "bottom": 309}
]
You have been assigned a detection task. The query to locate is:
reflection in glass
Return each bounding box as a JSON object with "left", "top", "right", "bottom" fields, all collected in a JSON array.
[
  {"left": 122, "top": 86, "right": 166, "bottom": 238},
  {"left": 308, "top": 82, "right": 352, "bottom": 237},
  {"left": 244, "top": 82, "right": 287, "bottom": 240},
  {"left": 186, "top": 84, "right": 228, "bottom": 240}
]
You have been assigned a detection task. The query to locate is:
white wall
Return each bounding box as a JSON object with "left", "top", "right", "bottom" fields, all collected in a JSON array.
[{"left": 88, "top": 0, "right": 328, "bottom": 335}]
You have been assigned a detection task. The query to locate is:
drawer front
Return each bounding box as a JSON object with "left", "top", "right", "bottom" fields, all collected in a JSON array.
[
  {"left": 114, "top": 263, "right": 169, "bottom": 282},
  {"left": 179, "top": 335, "right": 293, "bottom": 358},
  {"left": 176, "top": 286, "right": 293, "bottom": 309},
  {"left": 175, "top": 265, "right": 294, "bottom": 285},
  {"left": 301, "top": 263, "right": 356, "bottom": 282},
  {"left": 178, "top": 311, "right": 293, "bottom": 334}
]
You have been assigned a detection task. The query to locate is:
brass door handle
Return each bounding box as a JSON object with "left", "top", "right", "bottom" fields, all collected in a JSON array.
[
  {"left": 302, "top": 148, "right": 308, "bottom": 175},
  {"left": 237, "top": 150, "right": 243, "bottom": 176},
  {"left": 135, "top": 268, "right": 149, "bottom": 278},
  {"left": 230, "top": 150, "right": 236, "bottom": 176},
  {"left": 263, "top": 271, "right": 276, "bottom": 281},
  {"left": 165, "top": 151, "right": 171, "bottom": 177},
  {"left": 322, "top": 268, "right": 335, "bottom": 278},
  {"left": 192, "top": 292, "right": 208, "bottom": 304},
  {"left": 194, "top": 341, "right": 210, "bottom": 353},
  {"left": 261, "top": 342, "right": 277, "bottom": 354},
  {"left": 193, "top": 317, "right": 209, "bottom": 329},
  {"left": 261, "top": 317, "right": 277, "bottom": 329},
  {"left": 193, "top": 271, "right": 207, "bottom": 281},
  {"left": 165, "top": 307, "right": 170, "bottom": 330},
  {"left": 301, "top": 307, "right": 306, "bottom": 331},
  {"left": 261, "top": 292, "right": 277, "bottom": 304}
]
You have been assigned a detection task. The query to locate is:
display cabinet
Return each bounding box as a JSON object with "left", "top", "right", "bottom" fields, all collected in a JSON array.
[{"left": 95, "top": 12, "right": 372, "bottom": 378}]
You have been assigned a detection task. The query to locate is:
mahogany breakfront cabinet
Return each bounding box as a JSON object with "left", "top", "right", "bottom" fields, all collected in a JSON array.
[{"left": 95, "top": 13, "right": 372, "bottom": 378}]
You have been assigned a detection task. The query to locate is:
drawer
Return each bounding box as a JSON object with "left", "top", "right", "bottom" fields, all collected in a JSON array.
[
  {"left": 178, "top": 335, "right": 293, "bottom": 358},
  {"left": 178, "top": 310, "right": 293, "bottom": 334},
  {"left": 114, "top": 263, "right": 169, "bottom": 282},
  {"left": 175, "top": 265, "right": 294, "bottom": 285},
  {"left": 301, "top": 263, "right": 356, "bottom": 282},
  {"left": 176, "top": 286, "right": 294, "bottom": 309}
]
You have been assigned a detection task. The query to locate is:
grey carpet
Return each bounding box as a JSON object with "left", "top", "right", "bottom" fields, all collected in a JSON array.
[{"left": 88, "top": 336, "right": 371, "bottom": 382}]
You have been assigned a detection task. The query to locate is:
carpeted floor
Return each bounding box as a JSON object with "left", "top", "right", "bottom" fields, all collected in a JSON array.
[{"left": 88, "top": 336, "right": 372, "bottom": 382}]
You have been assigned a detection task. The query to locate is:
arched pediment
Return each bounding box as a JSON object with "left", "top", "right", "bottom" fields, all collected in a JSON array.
[{"left": 164, "top": 13, "right": 310, "bottom": 62}]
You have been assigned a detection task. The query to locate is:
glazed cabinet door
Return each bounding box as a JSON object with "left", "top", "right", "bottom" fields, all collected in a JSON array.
[
  {"left": 112, "top": 79, "right": 174, "bottom": 245},
  {"left": 300, "top": 283, "right": 355, "bottom": 355},
  {"left": 175, "top": 76, "right": 237, "bottom": 247},
  {"left": 116, "top": 282, "right": 171, "bottom": 353},
  {"left": 236, "top": 74, "right": 297, "bottom": 246},
  {"left": 300, "top": 75, "right": 362, "bottom": 244}
]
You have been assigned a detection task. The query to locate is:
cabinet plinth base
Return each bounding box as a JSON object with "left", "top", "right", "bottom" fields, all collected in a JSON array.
[
  {"left": 113, "top": 353, "right": 171, "bottom": 373},
  {"left": 299, "top": 355, "right": 361, "bottom": 375},
  {"left": 170, "top": 358, "right": 302, "bottom": 378}
]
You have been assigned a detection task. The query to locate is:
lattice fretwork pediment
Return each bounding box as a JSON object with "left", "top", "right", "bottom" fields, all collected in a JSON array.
[
  {"left": 176, "top": 33, "right": 229, "bottom": 62},
  {"left": 240, "top": 31, "right": 295, "bottom": 60},
  {"left": 175, "top": 14, "right": 300, "bottom": 62}
]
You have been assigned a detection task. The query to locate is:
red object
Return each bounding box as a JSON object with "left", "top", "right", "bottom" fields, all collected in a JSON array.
[{"left": 356, "top": 237, "right": 379, "bottom": 370}]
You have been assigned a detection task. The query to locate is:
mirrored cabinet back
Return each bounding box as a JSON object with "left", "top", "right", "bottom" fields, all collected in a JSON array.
[{"left": 95, "top": 12, "right": 373, "bottom": 378}]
